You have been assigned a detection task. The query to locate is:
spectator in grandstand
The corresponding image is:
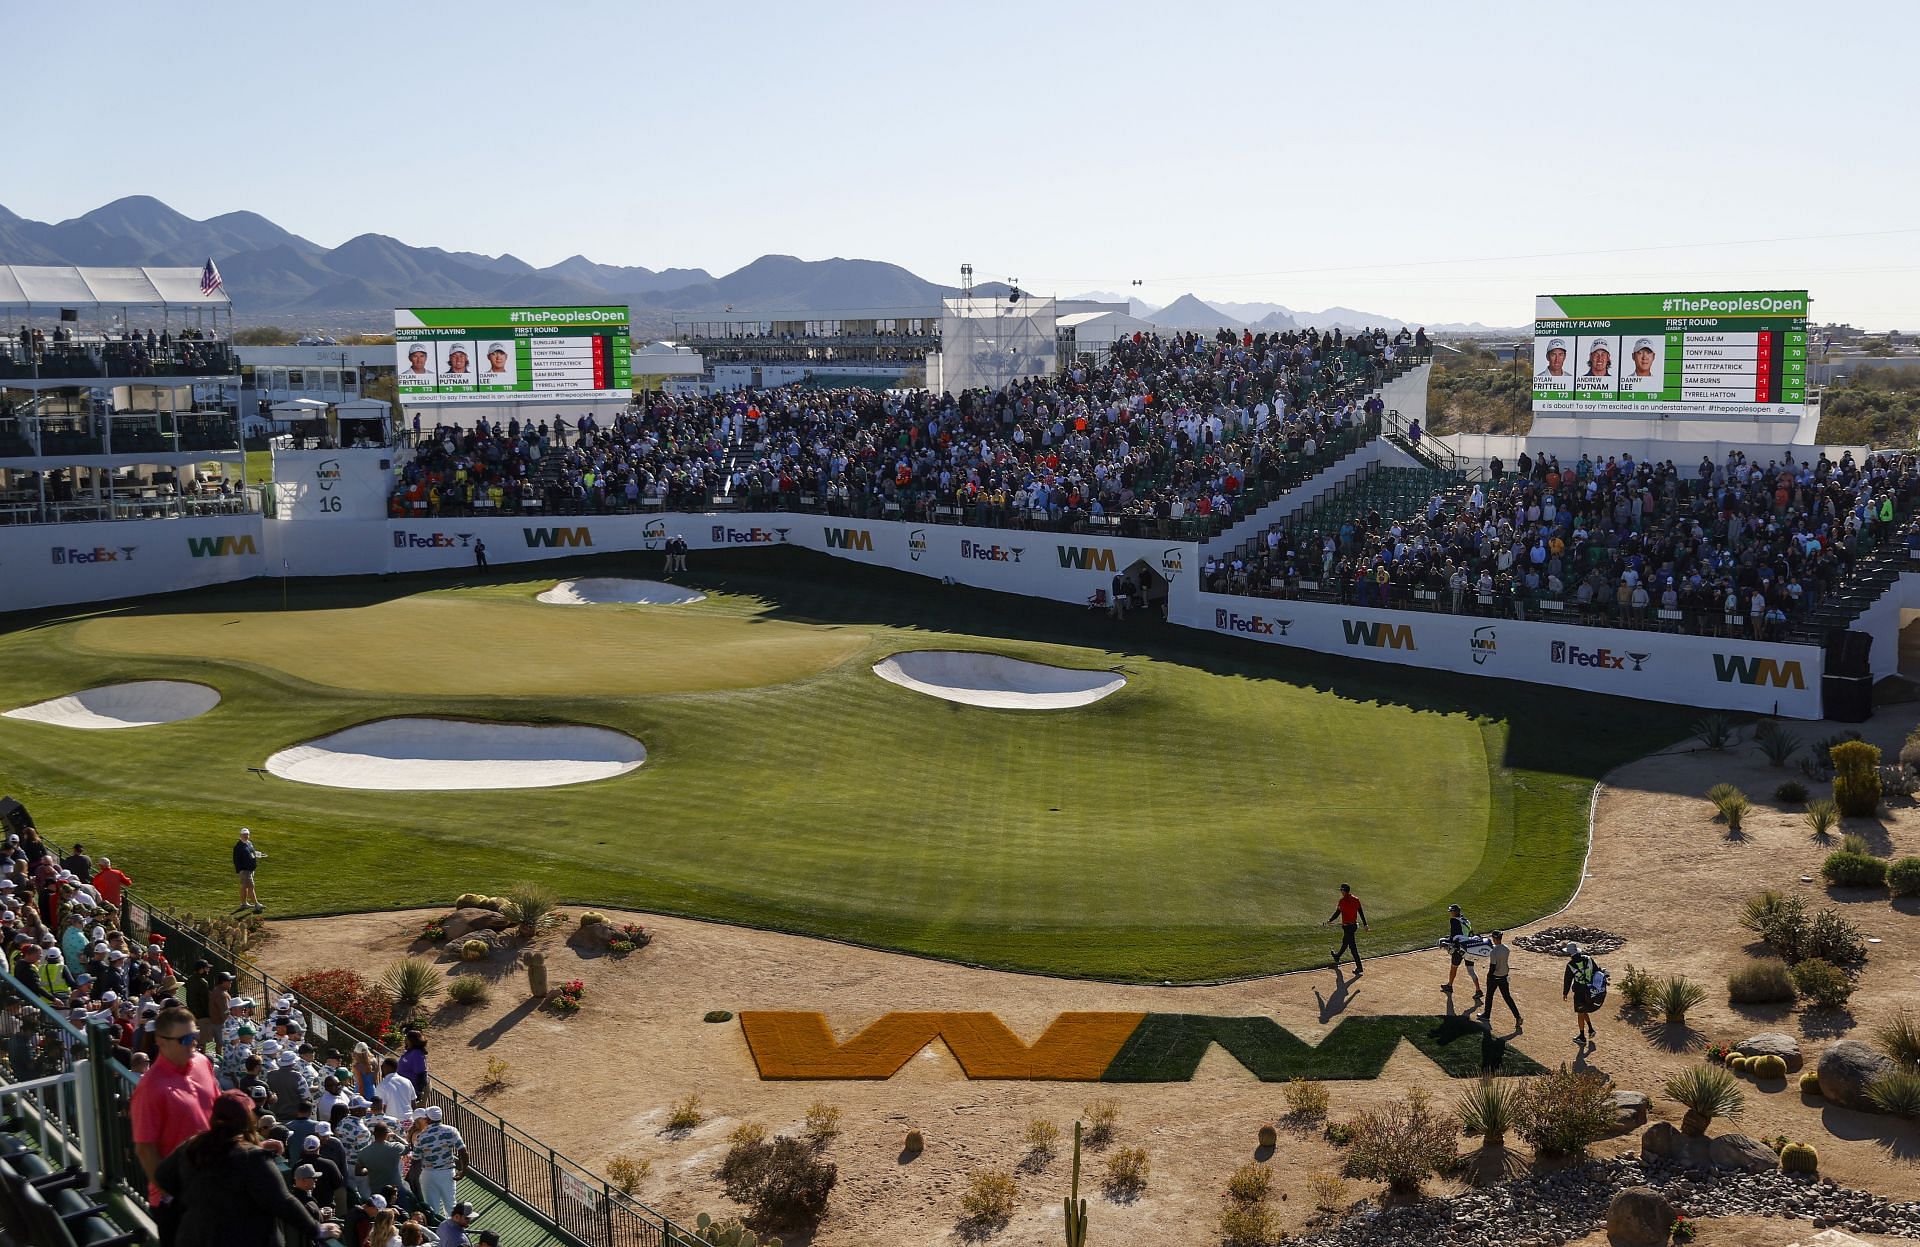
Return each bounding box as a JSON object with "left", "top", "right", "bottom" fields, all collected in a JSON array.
[
  {"left": 132, "top": 1005, "right": 219, "bottom": 1206},
  {"left": 234, "top": 827, "right": 266, "bottom": 912},
  {"left": 60, "top": 841, "right": 92, "bottom": 879},
  {"left": 351, "top": 1040, "right": 380, "bottom": 1100},
  {"left": 358, "top": 1122, "right": 409, "bottom": 1210},
  {"left": 376, "top": 1056, "right": 418, "bottom": 1118},
  {"left": 435, "top": 1201, "right": 476, "bottom": 1247},
  {"left": 93, "top": 855, "right": 133, "bottom": 907},
  {"left": 413, "top": 1106, "right": 468, "bottom": 1218},
  {"left": 398, "top": 1028, "right": 429, "bottom": 1097},
  {"left": 157, "top": 1089, "right": 340, "bottom": 1247},
  {"left": 1326, "top": 884, "right": 1367, "bottom": 975},
  {"left": 1478, "top": 930, "right": 1521, "bottom": 1030}
]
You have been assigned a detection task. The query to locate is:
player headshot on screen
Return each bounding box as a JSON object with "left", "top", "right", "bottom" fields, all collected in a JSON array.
[
  {"left": 482, "top": 342, "right": 513, "bottom": 384},
  {"left": 1537, "top": 338, "right": 1570, "bottom": 378},
  {"left": 1629, "top": 338, "right": 1658, "bottom": 378},
  {"left": 438, "top": 342, "right": 475, "bottom": 385},
  {"left": 1585, "top": 341, "right": 1613, "bottom": 376},
  {"left": 403, "top": 345, "right": 432, "bottom": 376}
]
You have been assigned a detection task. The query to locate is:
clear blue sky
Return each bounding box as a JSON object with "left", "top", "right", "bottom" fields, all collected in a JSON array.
[{"left": 10, "top": 0, "right": 1919, "bottom": 328}]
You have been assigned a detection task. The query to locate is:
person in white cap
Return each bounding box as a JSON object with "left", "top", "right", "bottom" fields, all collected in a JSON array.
[
  {"left": 1536, "top": 338, "right": 1570, "bottom": 379},
  {"left": 1627, "top": 337, "right": 1659, "bottom": 379},
  {"left": 481, "top": 343, "right": 513, "bottom": 385},
  {"left": 412, "top": 1104, "right": 468, "bottom": 1219},
  {"left": 1584, "top": 340, "right": 1613, "bottom": 377},
  {"left": 233, "top": 828, "right": 266, "bottom": 913}
]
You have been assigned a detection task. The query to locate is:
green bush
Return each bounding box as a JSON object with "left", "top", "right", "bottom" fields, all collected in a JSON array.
[
  {"left": 1454, "top": 1077, "right": 1517, "bottom": 1145},
  {"left": 1841, "top": 832, "right": 1871, "bottom": 856},
  {"left": 502, "top": 882, "right": 560, "bottom": 935},
  {"left": 1888, "top": 857, "right": 1920, "bottom": 897},
  {"left": 446, "top": 976, "right": 489, "bottom": 1006},
  {"left": 1875, "top": 1009, "right": 1920, "bottom": 1067},
  {"left": 1866, "top": 1070, "right": 1920, "bottom": 1118},
  {"left": 1791, "top": 958, "right": 1853, "bottom": 1009},
  {"left": 1342, "top": 1089, "right": 1457, "bottom": 1195},
  {"left": 1658, "top": 975, "right": 1707, "bottom": 1025},
  {"left": 1773, "top": 780, "right": 1809, "bottom": 804},
  {"left": 1806, "top": 908, "right": 1868, "bottom": 965},
  {"left": 1694, "top": 714, "right": 1734, "bottom": 750},
  {"left": 380, "top": 957, "right": 443, "bottom": 1014},
  {"left": 1616, "top": 963, "right": 1658, "bottom": 1011},
  {"left": 1225, "top": 1161, "right": 1273, "bottom": 1203},
  {"left": 1218, "top": 1201, "right": 1278, "bottom": 1247},
  {"left": 1758, "top": 729, "right": 1801, "bottom": 768},
  {"left": 1805, "top": 799, "right": 1840, "bottom": 838},
  {"left": 1727, "top": 958, "right": 1795, "bottom": 1004},
  {"left": 1822, "top": 851, "right": 1887, "bottom": 888},
  {"left": 1709, "top": 786, "right": 1751, "bottom": 832},
  {"left": 1664, "top": 1065, "right": 1746, "bottom": 1135},
  {"left": 1901, "top": 725, "right": 1920, "bottom": 772},
  {"left": 958, "top": 1169, "right": 1016, "bottom": 1226},
  {"left": 1831, "top": 740, "right": 1883, "bottom": 816},
  {"left": 1512, "top": 1066, "right": 1614, "bottom": 1156},
  {"left": 1101, "top": 1146, "right": 1150, "bottom": 1198},
  {"left": 720, "top": 1135, "right": 838, "bottom": 1230}
]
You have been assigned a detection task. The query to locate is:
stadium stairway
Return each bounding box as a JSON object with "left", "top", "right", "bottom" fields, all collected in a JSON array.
[
  {"left": 1219, "top": 463, "right": 1464, "bottom": 570},
  {"left": 1786, "top": 531, "right": 1916, "bottom": 646}
]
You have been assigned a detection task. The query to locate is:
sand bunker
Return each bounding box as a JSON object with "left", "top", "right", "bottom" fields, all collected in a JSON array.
[
  {"left": 3, "top": 681, "right": 220, "bottom": 730},
  {"left": 872, "top": 651, "right": 1125, "bottom": 710},
  {"left": 537, "top": 578, "right": 706, "bottom": 606},
  {"left": 264, "top": 719, "right": 646, "bottom": 791}
]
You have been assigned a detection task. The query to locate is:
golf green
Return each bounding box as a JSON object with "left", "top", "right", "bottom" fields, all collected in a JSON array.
[{"left": 0, "top": 548, "right": 1690, "bottom": 982}]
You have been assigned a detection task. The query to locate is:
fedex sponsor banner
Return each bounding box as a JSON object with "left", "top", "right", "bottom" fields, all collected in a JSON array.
[
  {"left": 1178, "top": 588, "right": 1824, "bottom": 718},
  {"left": 0, "top": 517, "right": 267, "bottom": 615}
]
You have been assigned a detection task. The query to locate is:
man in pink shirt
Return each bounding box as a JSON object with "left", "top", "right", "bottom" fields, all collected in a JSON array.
[{"left": 130, "top": 1005, "right": 218, "bottom": 1204}]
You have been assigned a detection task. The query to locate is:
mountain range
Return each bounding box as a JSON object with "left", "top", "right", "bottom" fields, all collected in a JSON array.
[{"left": 0, "top": 197, "right": 1514, "bottom": 335}]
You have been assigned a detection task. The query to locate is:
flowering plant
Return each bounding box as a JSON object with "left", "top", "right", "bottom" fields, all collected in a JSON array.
[
  {"left": 1704, "top": 1043, "right": 1733, "bottom": 1064},
  {"left": 546, "top": 979, "right": 586, "bottom": 1016},
  {"left": 421, "top": 920, "right": 449, "bottom": 943},
  {"left": 1671, "top": 1215, "right": 1697, "bottom": 1242},
  {"left": 608, "top": 924, "right": 649, "bottom": 955},
  {"left": 286, "top": 968, "right": 393, "bottom": 1042}
]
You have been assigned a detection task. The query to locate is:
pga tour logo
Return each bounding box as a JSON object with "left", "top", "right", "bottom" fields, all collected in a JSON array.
[
  {"left": 907, "top": 529, "right": 927, "bottom": 561},
  {"left": 711, "top": 525, "right": 789, "bottom": 544},
  {"left": 1550, "top": 640, "right": 1648, "bottom": 672},
  {"left": 52, "top": 546, "right": 136, "bottom": 565},
  {"left": 1214, "top": 608, "right": 1290, "bottom": 636},
  {"left": 960, "top": 540, "right": 1023, "bottom": 562}
]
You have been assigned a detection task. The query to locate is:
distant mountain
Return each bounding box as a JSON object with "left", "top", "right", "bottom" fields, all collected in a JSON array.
[
  {"left": 1211, "top": 301, "right": 1300, "bottom": 330},
  {"left": 1146, "top": 294, "right": 1246, "bottom": 330}
]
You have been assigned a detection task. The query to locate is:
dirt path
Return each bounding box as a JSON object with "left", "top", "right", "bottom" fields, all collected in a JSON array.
[{"left": 258, "top": 711, "right": 1920, "bottom": 1244}]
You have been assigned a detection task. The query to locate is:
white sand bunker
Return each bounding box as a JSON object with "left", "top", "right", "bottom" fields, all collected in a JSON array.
[
  {"left": 872, "top": 651, "right": 1125, "bottom": 710},
  {"left": 265, "top": 719, "right": 646, "bottom": 791},
  {"left": 3, "top": 680, "right": 220, "bottom": 730},
  {"left": 537, "top": 578, "right": 706, "bottom": 606}
]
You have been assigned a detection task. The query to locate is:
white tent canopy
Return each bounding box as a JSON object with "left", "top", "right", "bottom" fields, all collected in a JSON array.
[
  {"left": 0, "top": 265, "right": 231, "bottom": 308},
  {"left": 269, "top": 398, "right": 330, "bottom": 415}
]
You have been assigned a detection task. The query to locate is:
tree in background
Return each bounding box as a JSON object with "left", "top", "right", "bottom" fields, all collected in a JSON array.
[
  {"left": 1816, "top": 365, "right": 1920, "bottom": 445},
  {"left": 1423, "top": 342, "right": 1532, "bottom": 435}
]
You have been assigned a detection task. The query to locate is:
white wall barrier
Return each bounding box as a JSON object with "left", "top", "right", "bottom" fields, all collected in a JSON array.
[
  {"left": 1, "top": 516, "right": 267, "bottom": 613},
  {"left": 1172, "top": 586, "right": 1825, "bottom": 718}
]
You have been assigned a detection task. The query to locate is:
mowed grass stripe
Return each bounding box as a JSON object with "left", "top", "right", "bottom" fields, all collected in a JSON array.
[{"left": 0, "top": 548, "right": 1691, "bottom": 982}]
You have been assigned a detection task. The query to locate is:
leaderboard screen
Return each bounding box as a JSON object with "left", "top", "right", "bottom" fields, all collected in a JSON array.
[
  {"left": 1532, "top": 290, "right": 1808, "bottom": 421},
  {"left": 394, "top": 306, "right": 632, "bottom": 404}
]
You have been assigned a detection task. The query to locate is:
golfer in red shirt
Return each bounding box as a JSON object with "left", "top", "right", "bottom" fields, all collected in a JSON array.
[
  {"left": 130, "top": 1005, "right": 219, "bottom": 1205},
  {"left": 1327, "top": 884, "right": 1368, "bottom": 975}
]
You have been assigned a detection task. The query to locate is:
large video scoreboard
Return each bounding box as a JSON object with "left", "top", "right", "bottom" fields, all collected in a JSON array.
[
  {"left": 394, "top": 306, "right": 632, "bottom": 404},
  {"left": 1532, "top": 290, "right": 1807, "bottom": 421}
]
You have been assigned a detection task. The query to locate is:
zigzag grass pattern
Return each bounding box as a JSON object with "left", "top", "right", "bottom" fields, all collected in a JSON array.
[{"left": 738, "top": 1011, "right": 1544, "bottom": 1081}]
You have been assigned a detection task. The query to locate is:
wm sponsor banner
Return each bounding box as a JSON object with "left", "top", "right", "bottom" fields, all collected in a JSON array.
[
  {"left": 523, "top": 527, "right": 593, "bottom": 549},
  {"left": 186, "top": 535, "right": 258, "bottom": 558}
]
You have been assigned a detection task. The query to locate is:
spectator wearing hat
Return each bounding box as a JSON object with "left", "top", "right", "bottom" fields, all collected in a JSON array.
[
  {"left": 289, "top": 1162, "right": 326, "bottom": 1224},
  {"left": 233, "top": 828, "right": 266, "bottom": 913},
  {"left": 267, "top": 1049, "right": 307, "bottom": 1118},
  {"left": 157, "top": 1089, "right": 339, "bottom": 1247},
  {"left": 221, "top": 1023, "right": 258, "bottom": 1087},
  {"left": 434, "top": 1201, "right": 475, "bottom": 1247},
  {"left": 131, "top": 1005, "right": 218, "bottom": 1206},
  {"left": 301, "top": 1128, "right": 349, "bottom": 1209},
  {"left": 34, "top": 945, "right": 74, "bottom": 996}
]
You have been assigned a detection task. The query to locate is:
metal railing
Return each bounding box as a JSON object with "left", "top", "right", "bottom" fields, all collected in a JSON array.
[{"left": 128, "top": 892, "right": 702, "bottom": 1247}]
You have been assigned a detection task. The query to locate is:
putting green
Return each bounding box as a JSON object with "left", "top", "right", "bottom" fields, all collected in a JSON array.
[{"left": 0, "top": 549, "right": 1689, "bottom": 982}]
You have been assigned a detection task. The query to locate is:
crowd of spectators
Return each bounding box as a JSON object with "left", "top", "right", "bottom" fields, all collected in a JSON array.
[
  {"left": 1208, "top": 446, "right": 1920, "bottom": 638},
  {"left": 0, "top": 822, "right": 485, "bottom": 1247},
  {"left": 392, "top": 326, "right": 1422, "bottom": 537},
  {"left": 2, "top": 324, "right": 231, "bottom": 379}
]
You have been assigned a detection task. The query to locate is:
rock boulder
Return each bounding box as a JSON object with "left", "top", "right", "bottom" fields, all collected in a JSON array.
[
  {"left": 1640, "top": 1121, "right": 1712, "bottom": 1169},
  {"left": 1606, "top": 1186, "right": 1677, "bottom": 1247},
  {"left": 1735, "top": 1032, "right": 1803, "bottom": 1072},
  {"left": 1610, "top": 1090, "right": 1650, "bottom": 1129},
  {"left": 1817, "top": 1040, "right": 1895, "bottom": 1112},
  {"left": 441, "top": 907, "right": 511, "bottom": 940},
  {"left": 1708, "top": 1132, "right": 1780, "bottom": 1173}
]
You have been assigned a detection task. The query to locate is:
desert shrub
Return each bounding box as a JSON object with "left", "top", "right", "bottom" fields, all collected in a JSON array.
[
  {"left": 1665, "top": 1065, "right": 1746, "bottom": 1135},
  {"left": 1218, "top": 1201, "right": 1278, "bottom": 1247},
  {"left": 1800, "top": 1070, "right": 1822, "bottom": 1094},
  {"left": 500, "top": 882, "right": 560, "bottom": 935},
  {"left": 458, "top": 939, "right": 489, "bottom": 962},
  {"left": 1881, "top": 765, "right": 1917, "bottom": 801},
  {"left": 446, "top": 976, "right": 489, "bottom": 1007},
  {"left": 665, "top": 1094, "right": 704, "bottom": 1132},
  {"left": 1282, "top": 1077, "right": 1330, "bottom": 1123},
  {"left": 1774, "top": 780, "right": 1809, "bottom": 804},
  {"left": 1888, "top": 857, "right": 1920, "bottom": 897},
  {"left": 703, "top": 1010, "right": 734, "bottom": 1023},
  {"left": 1806, "top": 908, "right": 1868, "bottom": 964},
  {"left": 1454, "top": 1077, "right": 1517, "bottom": 1145},
  {"left": 1225, "top": 1161, "right": 1273, "bottom": 1204},
  {"left": 1841, "top": 832, "right": 1871, "bottom": 856},
  {"left": 1101, "top": 1146, "right": 1149, "bottom": 1198},
  {"left": 1308, "top": 1171, "right": 1349, "bottom": 1211},
  {"left": 801, "top": 1101, "right": 841, "bottom": 1148},
  {"left": 1706, "top": 781, "right": 1740, "bottom": 804},
  {"left": 1694, "top": 714, "right": 1733, "bottom": 750},
  {"left": 1739, "top": 889, "right": 1792, "bottom": 936},
  {"left": 1658, "top": 974, "right": 1708, "bottom": 1025},
  {"left": 1805, "top": 799, "right": 1840, "bottom": 838},
  {"left": 1083, "top": 1098, "right": 1120, "bottom": 1147},
  {"left": 286, "top": 968, "right": 392, "bottom": 1042},
  {"left": 1758, "top": 729, "right": 1801, "bottom": 767},
  {"left": 720, "top": 1135, "right": 838, "bottom": 1230},
  {"left": 1512, "top": 1066, "right": 1614, "bottom": 1156},
  {"left": 728, "top": 1121, "right": 768, "bottom": 1148},
  {"left": 1727, "top": 958, "right": 1795, "bottom": 1004},
  {"left": 1342, "top": 1089, "right": 1456, "bottom": 1194},
  {"left": 1791, "top": 958, "right": 1853, "bottom": 1009},
  {"left": 1780, "top": 1141, "right": 1819, "bottom": 1172},
  {"left": 1742, "top": 892, "right": 1809, "bottom": 962},
  {"left": 478, "top": 1057, "right": 510, "bottom": 1091},
  {"left": 1749, "top": 1055, "right": 1789, "bottom": 1080},
  {"left": 1822, "top": 851, "right": 1886, "bottom": 888},
  {"left": 1021, "top": 1118, "right": 1059, "bottom": 1160},
  {"left": 1832, "top": 740, "right": 1883, "bottom": 816},
  {"left": 605, "top": 1154, "right": 650, "bottom": 1195},
  {"left": 1866, "top": 1070, "right": 1920, "bottom": 1118},
  {"left": 1617, "top": 963, "right": 1658, "bottom": 1011},
  {"left": 1876, "top": 1009, "right": 1920, "bottom": 1067},
  {"left": 1322, "top": 1121, "right": 1353, "bottom": 1146},
  {"left": 959, "top": 1169, "right": 1017, "bottom": 1226}
]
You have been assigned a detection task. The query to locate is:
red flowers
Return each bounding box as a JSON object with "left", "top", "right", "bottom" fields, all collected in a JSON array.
[{"left": 287, "top": 968, "right": 394, "bottom": 1041}]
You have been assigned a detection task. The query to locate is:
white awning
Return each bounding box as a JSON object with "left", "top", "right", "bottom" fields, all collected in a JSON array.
[{"left": 0, "top": 265, "right": 232, "bottom": 308}]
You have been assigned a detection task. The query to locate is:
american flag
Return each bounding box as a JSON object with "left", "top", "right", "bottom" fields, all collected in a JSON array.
[{"left": 200, "top": 258, "right": 223, "bottom": 296}]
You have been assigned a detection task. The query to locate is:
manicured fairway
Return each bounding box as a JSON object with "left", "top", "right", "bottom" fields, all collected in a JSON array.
[{"left": 0, "top": 549, "right": 1691, "bottom": 982}]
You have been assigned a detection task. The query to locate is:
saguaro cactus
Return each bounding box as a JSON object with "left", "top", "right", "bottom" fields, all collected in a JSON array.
[{"left": 1064, "top": 1120, "right": 1088, "bottom": 1246}]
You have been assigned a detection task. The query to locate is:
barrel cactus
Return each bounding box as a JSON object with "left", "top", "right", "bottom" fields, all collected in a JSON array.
[
  {"left": 1257, "top": 1124, "right": 1277, "bottom": 1149},
  {"left": 459, "top": 938, "right": 489, "bottom": 962},
  {"left": 1728, "top": 1055, "right": 1750, "bottom": 1073},
  {"left": 1780, "top": 1141, "right": 1819, "bottom": 1173},
  {"left": 1750, "top": 1054, "right": 1788, "bottom": 1080},
  {"left": 1799, "top": 1070, "right": 1822, "bottom": 1094},
  {"left": 904, "top": 1129, "right": 924, "bottom": 1154}
]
